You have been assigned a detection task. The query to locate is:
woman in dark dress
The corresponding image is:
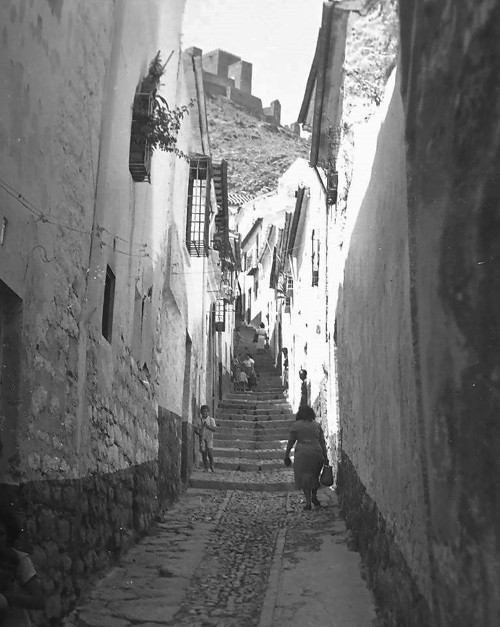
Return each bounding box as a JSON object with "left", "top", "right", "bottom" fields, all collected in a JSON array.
[
  {"left": 298, "top": 369, "right": 310, "bottom": 407},
  {"left": 284, "top": 406, "right": 329, "bottom": 510}
]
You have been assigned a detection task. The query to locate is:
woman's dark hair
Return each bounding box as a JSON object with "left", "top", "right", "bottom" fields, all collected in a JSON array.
[
  {"left": 0, "top": 509, "right": 21, "bottom": 544},
  {"left": 296, "top": 406, "right": 316, "bottom": 422},
  {"left": 200, "top": 405, "right": 209, "bottom": 412},
  {"left": 259, "top": 322, "right": 265, "bottom": 328}
]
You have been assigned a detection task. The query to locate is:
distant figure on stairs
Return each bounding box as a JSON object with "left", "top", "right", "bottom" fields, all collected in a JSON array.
[
  {"left": 195, "top": 405, "right": 216, "bottom": 473},
  {"left": 299, "top": 369, "right": 310, "bottom": 407},
  {"left": 231, "top": 356, "right": 248, "bottom": 391},
  {"left": 281, "top": 348, "right": 289, "bottom": 389},
  {"left": 255, "top": 322, "right": 268, "bottom": 353},
  {"left": 241, "top": 353, "right": 257, "bottom": 389}
]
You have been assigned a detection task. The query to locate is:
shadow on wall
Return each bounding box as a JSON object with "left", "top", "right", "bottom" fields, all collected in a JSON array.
[{"left": 311, "top": 384, "right": 339, "bottom": 477}]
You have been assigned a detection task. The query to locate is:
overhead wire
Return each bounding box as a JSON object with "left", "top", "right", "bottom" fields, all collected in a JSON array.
[{"left": 0, "top": 175, "right": 152, "bottom": 260}]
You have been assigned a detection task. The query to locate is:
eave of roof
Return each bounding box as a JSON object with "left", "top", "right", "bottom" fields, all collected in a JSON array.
[{"left": 241, "top": 217, "right": 263, "bottom": 249}]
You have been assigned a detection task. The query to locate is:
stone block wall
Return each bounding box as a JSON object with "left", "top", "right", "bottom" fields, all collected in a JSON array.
[
  {"left": 202, "top": 49, "right": 241, "bottom": 82},
  {"left": 203, "top": 70, "right": 235, "bottom": 94},
  {"left": 337, "top": 453, "right": 432, "bottom": 627},
  {"left": 263, "top": 100, "right": 281, "bottom": 126},
  {"left": 181, "top": 422, "right": 196, "bottom": 483},
  {"left": 3, "top": 461, "right": 157, "bottom": 620},
  {"left": 227, "top": 88, "right": 263, "bottom": 118},
  {"left": 228, "top": 59, "right": 252, "bottom": 94}
]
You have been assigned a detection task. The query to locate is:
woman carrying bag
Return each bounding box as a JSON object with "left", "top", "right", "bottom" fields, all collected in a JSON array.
[{"left": 284, "top": 406, "right": 330, "bottom": 510}]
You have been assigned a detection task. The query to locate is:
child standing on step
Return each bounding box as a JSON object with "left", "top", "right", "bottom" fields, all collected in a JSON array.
[{"left": 197, "top": 405, "right": 216, "bottom": 473}]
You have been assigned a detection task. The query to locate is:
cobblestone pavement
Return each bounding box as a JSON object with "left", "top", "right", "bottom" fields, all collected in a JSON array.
[{"left": 65, "top": 486, "right": 377, "bottom": 627}]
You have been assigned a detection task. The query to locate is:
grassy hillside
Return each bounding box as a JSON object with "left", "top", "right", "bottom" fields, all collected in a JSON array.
[{"left": 206, "top": 94, "right": 311, "bottom": 197}]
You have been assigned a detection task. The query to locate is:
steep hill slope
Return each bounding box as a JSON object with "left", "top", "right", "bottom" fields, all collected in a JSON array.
[{"left": 206, "top": 94, "right": 311, "bottom": 197}]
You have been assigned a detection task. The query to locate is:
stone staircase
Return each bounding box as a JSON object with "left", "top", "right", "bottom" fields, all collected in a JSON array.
[{"left": 189, "top": 342, "right": 296, "bottom": 492}]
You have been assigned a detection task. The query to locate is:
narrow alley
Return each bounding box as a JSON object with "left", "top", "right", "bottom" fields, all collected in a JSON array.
[
  {"left": 0, "top": 1, "right": 499, "bottom": 626},
  {"left": 66, "top": 335, "right": 376, "bottom": 627}
]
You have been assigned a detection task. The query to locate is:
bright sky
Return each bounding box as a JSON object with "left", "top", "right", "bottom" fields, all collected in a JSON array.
[{"left": 181, "top": 0, "right": 324, "bottom": 125}]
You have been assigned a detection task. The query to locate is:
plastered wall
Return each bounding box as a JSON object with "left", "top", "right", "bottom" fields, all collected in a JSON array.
[
  {"left": 336, "top": 70, "right": 431, "bottom": 615},
  {"left": 398, "top": 1, "right": 500, "bottom": 623}
]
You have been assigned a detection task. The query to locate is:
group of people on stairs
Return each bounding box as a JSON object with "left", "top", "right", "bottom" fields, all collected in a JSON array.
[{"left": 199, "top": 326, "right": 332, "bottom": 511}]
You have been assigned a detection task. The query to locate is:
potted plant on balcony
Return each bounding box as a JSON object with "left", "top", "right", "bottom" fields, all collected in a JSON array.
[{"left": 129, "top": 52, "right": 194, "bottom": 182}]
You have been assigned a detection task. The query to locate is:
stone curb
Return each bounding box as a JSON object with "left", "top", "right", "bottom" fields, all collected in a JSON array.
[{"left": 258, "top": 493, "right": 290, "bottom": 627}]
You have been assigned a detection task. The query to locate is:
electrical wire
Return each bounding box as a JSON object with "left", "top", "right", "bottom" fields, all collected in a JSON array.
[{"left": 0, "top": 175, "right": 152, "bottom": 260}]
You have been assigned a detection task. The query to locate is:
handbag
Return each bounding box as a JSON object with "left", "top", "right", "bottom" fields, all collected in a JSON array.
[{"left": 320, "top": 464, "right": 333, "bottom": 487}]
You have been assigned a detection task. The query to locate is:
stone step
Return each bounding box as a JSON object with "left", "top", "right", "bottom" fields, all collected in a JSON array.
[
  {"left": 217, "top": 406, "right": 291, "bottom": 415},
  {"left": 217, "top": 438, "right": 289, "bottom": 447},
  {"left": 254, "top": 381, "right": 284, "bottom": 386},
  {"left": 217, "top": 431, "right": 290, "bottom": 440},
  {"left": 213, "top": 447, "right": 285, "bottom": 459},
  {"left": 189, "top": 468, "right": 295, "bottom": 492},
  {"left": 217, "top": 417, "right": 292, "bottom": 426},
  {"left": 216, "top": 413, "right": 292, "bottom": 422},
  {"left": 217, "top": 414, "right": 292, "bottom": 422},
  {"left": 216, "top": 429, "right": 289, "bottom": 439},
  {"left": 217, "top": 419, "right": 293, "bottom": 430},
  {"left": 253, "top": 383, "right": 284, "bottom": 389},
  {"left": 216, "top": 424, "right": 290, "bottom": 434},
  {"left": 222, "top": 396, "right": 286, "bottom": 404},
  {"left": 213, "top": 458, "right": 283, "bottom": 471},
  {"left": 255, "top": 373, "right": 281, "bottom": 378},
  {"left": 216, "top": 439, "right": 288, "bottom": 449}
]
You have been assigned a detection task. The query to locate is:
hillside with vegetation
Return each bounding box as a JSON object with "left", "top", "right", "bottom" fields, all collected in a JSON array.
[{"left": 206, "top": 94, "right": 311, "bottom": 197}]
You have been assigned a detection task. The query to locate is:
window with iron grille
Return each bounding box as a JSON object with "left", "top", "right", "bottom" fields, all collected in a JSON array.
[
  {"left": 286, "top": 275, "right": 293, "bottom": 295},
  {"left": 284, "top": 296, "right": 291, "bottom": 313},
  {"left": 186, "top": 157, "right": 210, "bottom": 256},
  {"left": 215, "top": 298, "right": 226, "bottom": 332}
]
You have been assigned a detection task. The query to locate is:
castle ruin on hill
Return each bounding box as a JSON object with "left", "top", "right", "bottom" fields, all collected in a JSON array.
[{"left": 185, "top": 47, "right": 283, "bottom": 127}]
